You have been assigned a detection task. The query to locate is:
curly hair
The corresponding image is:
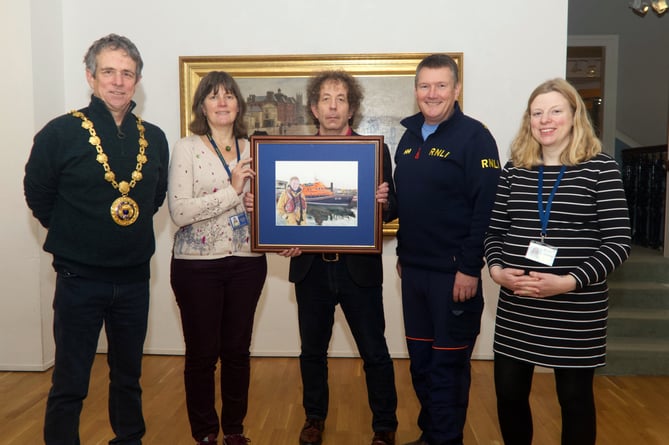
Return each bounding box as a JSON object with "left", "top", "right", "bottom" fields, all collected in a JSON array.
[
  {"left": 188, "top": 71, "right": 248, "bottom": 138},
  {"left": 510, "top": 78, "right": 602, "bottom": 168},
  {"left": 306, "top": 70, "right": 364, "bottom": 127}
]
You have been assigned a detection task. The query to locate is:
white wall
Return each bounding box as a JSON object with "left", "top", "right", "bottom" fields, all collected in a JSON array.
[
  {"left": 1, "top": 0, "right": 63, "bottom": 371},
  {"left": 2, "top": 0, "right": 569, "bottom": 370},
  {"left": 2, "top": 1, "right": 40, "bottom": 370}
]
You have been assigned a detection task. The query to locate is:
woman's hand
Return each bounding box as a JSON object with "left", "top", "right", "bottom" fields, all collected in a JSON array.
[
  {"left": 489, "top": 265, "right": 528, "bottom": 290},
  {"left": 489, "top": 266, "right": 577, "bottom": 298},
  {"left": 243, "top": 192, "right": 254, "bottom": 213},
  {"left": 514, "top": 271, "right": 577, "bottom": 298},
  {"left": 231, "top": 158, "right": 255, "bottom": 195}
]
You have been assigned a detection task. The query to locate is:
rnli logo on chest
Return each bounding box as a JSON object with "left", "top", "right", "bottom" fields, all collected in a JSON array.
[
  {"left": 480, "top": 158, "right": 500, "bottom": 169},
  {"left": 428, "top": 148, "right": 450, "bottom": 158}
]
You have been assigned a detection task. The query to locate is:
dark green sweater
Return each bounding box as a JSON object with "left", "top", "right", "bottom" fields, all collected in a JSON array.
[{"left": 24, "top": 96, "right": 169, "bottom": 283}]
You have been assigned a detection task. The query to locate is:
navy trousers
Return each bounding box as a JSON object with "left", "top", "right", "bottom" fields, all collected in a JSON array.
[
  {"left": 45, "top": 272, "right": 149, "bottom": 445},
  {"left": 401, "top": 266, "right": 483, "bottom": 445}
]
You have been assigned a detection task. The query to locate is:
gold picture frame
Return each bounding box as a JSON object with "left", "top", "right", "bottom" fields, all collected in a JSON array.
[{"left": 178, "top": 52, "right": 464, "bottom": 236}]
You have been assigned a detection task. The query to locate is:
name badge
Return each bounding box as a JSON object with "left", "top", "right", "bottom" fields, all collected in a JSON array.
[
  {"left": 229, "top": 212, "right": 249, "bottom": 230},
  {"left": 525, "top": 240, "right": 558, "bottom": 266}
]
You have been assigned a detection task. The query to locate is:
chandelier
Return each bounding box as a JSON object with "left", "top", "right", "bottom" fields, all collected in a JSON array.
[{"left": 629, "top": 0, "right": 668, "bottom": 15}]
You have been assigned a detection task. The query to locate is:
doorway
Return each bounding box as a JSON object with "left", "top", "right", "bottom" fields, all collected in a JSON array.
[
  {"left": 567, "top": 35, "right": 619, "bottom": 158},
  {"left": 566, "top": 45, "right": 604, "bottom": 137}
]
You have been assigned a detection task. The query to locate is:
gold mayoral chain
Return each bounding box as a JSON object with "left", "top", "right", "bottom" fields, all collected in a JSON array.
[{"left": 71, "top": 110, "right": 148, "bottom": 226}]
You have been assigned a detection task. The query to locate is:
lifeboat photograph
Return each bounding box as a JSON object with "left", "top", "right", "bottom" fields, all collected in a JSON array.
[
  {"left": 274, "top": 160, "right": 358, "bottom": 226},
  {"left": 301, "top": 181, "right": 354, "bottom": 207}
]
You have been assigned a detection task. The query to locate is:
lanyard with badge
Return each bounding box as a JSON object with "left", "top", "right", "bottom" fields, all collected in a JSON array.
[
  {"left": 206, "top": 134, "right": 249, "bottom": 231},
  {"left": 525, "top": 165, "right": 566, "bottom": 266}
]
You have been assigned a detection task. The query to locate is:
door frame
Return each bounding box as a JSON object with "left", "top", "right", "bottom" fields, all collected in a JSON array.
[{"left": 567, "top": 34, "right": 619, "bottom": 158}]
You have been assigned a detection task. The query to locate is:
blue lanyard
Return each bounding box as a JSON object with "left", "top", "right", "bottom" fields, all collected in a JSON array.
[
  {"left": 206, "top": 134, "right": 240, "bottom": 179},
  {"left": 537, "top": 165, "right": 566, "bottom": 241}
]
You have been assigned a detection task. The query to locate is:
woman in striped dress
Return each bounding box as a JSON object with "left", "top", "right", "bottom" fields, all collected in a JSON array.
[{"left": 484, "top": 78, "right": 631, "bottom": 445}]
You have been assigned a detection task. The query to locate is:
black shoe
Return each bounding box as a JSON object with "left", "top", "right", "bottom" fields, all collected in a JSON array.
[
  {"left": 372, "top": 431, "right": 396, "bottom": 445},
  {"left": 299, "top": 418, "right": 324, "bottom": 445}
]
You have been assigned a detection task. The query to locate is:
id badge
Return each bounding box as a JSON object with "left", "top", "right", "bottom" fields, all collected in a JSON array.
[
  {"left": 525, "top": 240, "right": 558, "bottom": 266},
  {"left": 229, "top": 212, "right": 249, "bottom": 230}
]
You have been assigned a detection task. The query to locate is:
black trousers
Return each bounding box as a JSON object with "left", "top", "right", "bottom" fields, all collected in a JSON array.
[
  {"left": 494, "top": 353, "right": 596, "bottom": 445},
  {"left": 295, "top": 257, "right": 398, "bottom": 432}
]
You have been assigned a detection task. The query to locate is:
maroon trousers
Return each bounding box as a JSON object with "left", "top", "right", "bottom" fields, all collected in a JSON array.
[{"left": 171, "top": 255, "right": 267, "bottom": 440}]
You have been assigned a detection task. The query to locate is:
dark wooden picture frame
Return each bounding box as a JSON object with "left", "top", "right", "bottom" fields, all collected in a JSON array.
[{"left": 250, "top": 135, "right": 383, "bottom": 253}]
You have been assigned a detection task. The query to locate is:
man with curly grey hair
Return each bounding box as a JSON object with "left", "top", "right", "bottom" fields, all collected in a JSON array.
[{"left": 282, "top": 70, "right": 399, "bottom": 445}]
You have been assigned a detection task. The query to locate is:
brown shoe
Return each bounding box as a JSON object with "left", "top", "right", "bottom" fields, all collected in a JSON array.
[
  {"left": 224, "top": 434, "right": 250, "bottom": 445},
  {"left": 197, "top": 434, "right": 217, "bottom": 445},
  {"left": 299, "top": 418, "right": 324, "bottom": 445},
  {"left": 372, "top": 431, "right": 396, "bottom": 445}
]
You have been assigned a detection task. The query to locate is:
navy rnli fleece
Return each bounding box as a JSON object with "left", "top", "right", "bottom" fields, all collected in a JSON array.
[{"left": 393, "top": 102, "right": 500, "bottom": 277}]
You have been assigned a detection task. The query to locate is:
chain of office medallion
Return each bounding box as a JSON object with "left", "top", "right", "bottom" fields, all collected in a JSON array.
[{"left": 70, "top": 110, "right": 148, "bottom": 195}]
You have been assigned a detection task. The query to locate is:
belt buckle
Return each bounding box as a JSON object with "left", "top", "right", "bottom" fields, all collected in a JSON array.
[{"left": 321, "top": 253, "right": 340, "bottom": 262}]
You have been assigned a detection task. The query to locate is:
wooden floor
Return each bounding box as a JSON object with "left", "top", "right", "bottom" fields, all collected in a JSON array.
[{"left": 2, "top": 355, "right": 668, "bottom": 444}]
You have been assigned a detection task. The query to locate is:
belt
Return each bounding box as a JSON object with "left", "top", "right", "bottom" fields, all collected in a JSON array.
[{"left": 321, "top": 253, "right": 340, "bottom": 262}]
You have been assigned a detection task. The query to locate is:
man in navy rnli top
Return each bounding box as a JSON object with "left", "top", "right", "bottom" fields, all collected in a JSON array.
[{"left": 393, "top": 54, "right": 500, "bottom": 445}]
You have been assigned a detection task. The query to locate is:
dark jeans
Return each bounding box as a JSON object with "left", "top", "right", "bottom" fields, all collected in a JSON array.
[
  {"left": 295, "top": 257, "right": 398, "bottom": 432},
  {"left": 494, "top": 353, "right": 596, "bottom": 445},
  {"left": 171, "top": 255, "right": 267, "bottom": 440},
  {"left": 401, "top": 266, "right": 483, "bottom": 445},
  {"left": 45, "top": 272, "right": 149, "bottom": 445}
]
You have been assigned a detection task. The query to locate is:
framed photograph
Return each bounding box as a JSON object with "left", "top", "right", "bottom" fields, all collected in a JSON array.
[
  {"left": 179, "top": 52, "right": 464, "bottom": 235},
  {"left": 250, "top": 135, "right": 383, "bottom": 253}
]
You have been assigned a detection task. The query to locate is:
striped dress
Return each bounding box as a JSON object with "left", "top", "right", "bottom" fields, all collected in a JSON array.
[{"left": 484, "top": 153, "right": 631, "bottom": 368}]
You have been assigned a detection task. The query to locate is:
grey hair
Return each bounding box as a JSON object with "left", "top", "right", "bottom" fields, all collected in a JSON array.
[
  {"left": 83, "top": 33, "right": 143, "bottom": 78},
  {"left": 415, "top": 54, "right": 459, "bottom": 86}
]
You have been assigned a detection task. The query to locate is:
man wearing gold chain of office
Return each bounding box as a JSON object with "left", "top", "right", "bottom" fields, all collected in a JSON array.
[{"left": 24, "top": 33, "right": 169, "bottom": 445}]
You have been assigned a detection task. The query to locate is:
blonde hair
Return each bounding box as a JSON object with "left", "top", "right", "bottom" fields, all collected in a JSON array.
[{"left": 510, "top": 78, "right": 602, "bottom": 168}]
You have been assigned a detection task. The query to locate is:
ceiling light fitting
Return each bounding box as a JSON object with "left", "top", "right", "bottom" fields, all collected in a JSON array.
[{"left": 629, "top": 0, "right": 668, "bottom": 16}]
